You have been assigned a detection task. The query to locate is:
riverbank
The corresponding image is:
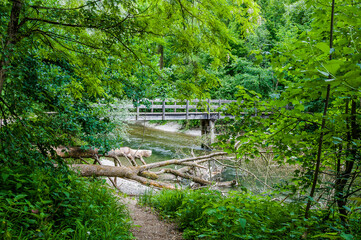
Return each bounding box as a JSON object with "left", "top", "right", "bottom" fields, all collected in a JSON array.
[{"left": 132, "top": 121, "right": 201, "bottom": 137}]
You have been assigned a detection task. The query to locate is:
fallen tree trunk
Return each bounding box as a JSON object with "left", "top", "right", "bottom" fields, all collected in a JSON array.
[
  {"left": 69, "top": 164, "right": 176, "bottom": 189},
  {"left": 55, "top": 146, "right": 152, "bottom": 166},
  {"left": 64, "top": 152, "right": 228, "bottom": 189}
]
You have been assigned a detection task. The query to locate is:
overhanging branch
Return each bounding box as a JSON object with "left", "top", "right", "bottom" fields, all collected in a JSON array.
[{"left": 29, "top": 0, "right": 102, "bottom": 11}]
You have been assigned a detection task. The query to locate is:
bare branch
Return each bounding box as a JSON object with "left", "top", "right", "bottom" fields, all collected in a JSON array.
[
  {"left": 139, "top": 152, "right": 228, "bottom": 171},
  {"left": 39, "top": 31, "right": 101, "bottom": 56},
  {"left": 37, "top": 30, "right": 102, "bottom": 50},
  {"left": 163, "top": 168, "right": 211, "bottom": 185},
  {"left": 179, "top": 162, "right": 207, "bottom": 169},
  {"left": 213, "top": 159, "right": 274, "bottom": 190},
  {"left": 24, "top": 17, "right": 99, "bottom": 28}
]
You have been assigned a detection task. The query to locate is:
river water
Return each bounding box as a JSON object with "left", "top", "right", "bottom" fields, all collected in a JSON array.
[
  {"left": 123, "top": 124, "right": 292, "bottom": 193},
  {"left": 124, "top": 124, "right": 207, "bottom": 163}
]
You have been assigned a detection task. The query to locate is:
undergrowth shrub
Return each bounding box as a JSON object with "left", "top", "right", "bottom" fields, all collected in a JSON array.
[
  {"left": 0, "top": 165, "right": 132, "bottom": 239},
  {"left": 140, "top": 189, "right": 361, "bottom": 240},
  {"left": 144, "top": 190, "right": 185, "bottom": 219}
]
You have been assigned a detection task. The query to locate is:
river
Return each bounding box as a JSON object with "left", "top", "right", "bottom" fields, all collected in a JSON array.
[
  {"left": 124, "top": 124, "right": 207, "bottom": 163},
  {"left": 124, "top": 123, "right": 293, "bottom": 193}
]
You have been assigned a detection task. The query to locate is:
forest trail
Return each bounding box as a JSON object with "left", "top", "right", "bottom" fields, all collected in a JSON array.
[{"left": 122, "top": 197, "right": 183, "bottom": 240}]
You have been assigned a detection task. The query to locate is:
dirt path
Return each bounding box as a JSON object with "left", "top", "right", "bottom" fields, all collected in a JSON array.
[{"left": 122, "top": 197, "right": 183, "bottom": 240}]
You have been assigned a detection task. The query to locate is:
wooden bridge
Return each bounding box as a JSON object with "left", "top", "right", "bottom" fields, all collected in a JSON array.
[
  {"left": 123, "top": 99, "right": 236, "bottom": 149},
  {"left": 126, "top": 99, "right": 236, "bottom": 121}
]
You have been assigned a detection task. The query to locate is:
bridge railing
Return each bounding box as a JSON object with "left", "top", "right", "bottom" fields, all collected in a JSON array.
[
  {"left": 132, "top": 99, "right": 234, "bottom": 111},
  {"left": 122, "top": 99, "right": 236, "bottom": 121}
]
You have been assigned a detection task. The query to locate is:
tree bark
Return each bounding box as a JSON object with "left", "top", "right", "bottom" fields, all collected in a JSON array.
[
  {"left": 68, "top": 164, "right": 176, "bottom": 189},
  {"left": 0, "top": 61, "right": 6, "bottom": 96},
  {"left": 0, "top": 0, "right": 23, "bottom": 95},
  {"left": 305, "top": 84, "right": 331, "bottom": 219},
  {"left": 305, "top": 0, "right": 335, "bottom": 220},
  {"left": 335, "top": 99, "right": 359, "bottom": 221},
  {"left": 158, "top": 45, "right": 164, "bottom": 70},
  {"left": 54, "top": 146, "right": 152, "bottom": 166}
]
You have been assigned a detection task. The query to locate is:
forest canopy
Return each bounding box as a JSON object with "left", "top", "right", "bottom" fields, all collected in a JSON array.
[{"left": 0, "top": 0, "right": 261, "bottom": 153}]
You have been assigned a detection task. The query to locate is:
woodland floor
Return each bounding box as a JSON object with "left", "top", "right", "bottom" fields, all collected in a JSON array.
[{"left": 121, "top": 197, "right": 183, "bottom": 240}]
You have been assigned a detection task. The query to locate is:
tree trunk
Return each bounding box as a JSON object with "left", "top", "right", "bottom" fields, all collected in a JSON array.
[
  {"left": 305, "top": 0, "right": 335, "bottom": 220},
  {"left": 0, "top": 61, "right": 6, "bottom": 96},
  {"left": 0, "top": 0, "right": 23, "bottom": 95},
  {"left": 335, "top": 99, "right": 359, "bottom": 221},
  {"left": 68, "top": 164, "right": 176, "bottom": 189},
  {"left": 158, "top": 45, "right": 164, "bottom": 70},
  {"left": 304, "top": 85, "right": 331, "bottom": 219},
  {"left": 54, "top": 146, "right": 152, "bottom": 166}
]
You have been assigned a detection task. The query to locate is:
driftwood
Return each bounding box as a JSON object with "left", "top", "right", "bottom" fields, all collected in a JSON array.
[{"left": 62, "top": 151, "right": 228, "bottom": 189}]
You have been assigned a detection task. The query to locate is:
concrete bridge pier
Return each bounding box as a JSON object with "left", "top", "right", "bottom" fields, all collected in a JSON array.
[{"left": 201, "top": 119, "right": 215, "bottom": 150}]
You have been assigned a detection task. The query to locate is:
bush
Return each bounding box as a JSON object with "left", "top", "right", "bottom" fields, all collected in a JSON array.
[
  {"left": 0, "top": 165, "right": 132, "bottom": 239},
  {"left": 141, "top": 189, "right": 361, "bottom": 240}
]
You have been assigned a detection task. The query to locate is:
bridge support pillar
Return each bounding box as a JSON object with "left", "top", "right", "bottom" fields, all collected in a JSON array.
[{"left": 201, "top": 119, "right": 215, "bottom": 150}]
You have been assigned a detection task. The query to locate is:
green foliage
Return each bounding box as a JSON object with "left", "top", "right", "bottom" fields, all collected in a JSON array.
[
  {"left": 211, "top": 0, "right": 314, "bottom": 99},
  {"left": 141, "top": 189, "right": 361, "bottom": 239},
  {"left": 271, "top": 0, "right": 361, "bottom": 92},
  {"left": 0, "top": 165, "right": 132, "bottom": 239},
  {"left": 0, "top": 0, "right": 263, "bottom": 151},
  {"left": 1, "top": 0, "right": 262, "bottom": 101},
  {"left": 217, "top": 0, "right": 361, "bottom": 228},
  {"left": 218, "top": 84, "right": 360, "bottom": 192},
  {"left": 256, "top": 0, "right": 312, "bottom": 49},
  {"left": 1, "top": 52, "right": 128, "bottom": 157},
  {"left": 211, "top": 58, "right": 275, "bottom": 99},
  {"left": 208, "top": 0, "right": 313, "bottom": 99},
  {"left": 140, "top": 190, "right": 185, "bottom": 219}
]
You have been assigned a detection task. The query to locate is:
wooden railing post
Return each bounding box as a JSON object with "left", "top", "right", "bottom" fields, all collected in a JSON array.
[
  {"left": 162, "top": 100, "right": 165, "bottom": 120},
  {"left": 174, "top": 101, "right": 177, "bottom": 113},
  {"left": 207, "top": 99, "right": 210, "bottom": 119},
  {"left": 151, "top": 100, "right": 153, "bottom": 113},
  {"left": 218, "top": 99, "right": 221, "bottom": 119},
  {"left": 186, "top": 100, "right": 189, "bottom": 120},
  {"left": 136, "top": 100, "right": 139, "bottom": 121}
]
